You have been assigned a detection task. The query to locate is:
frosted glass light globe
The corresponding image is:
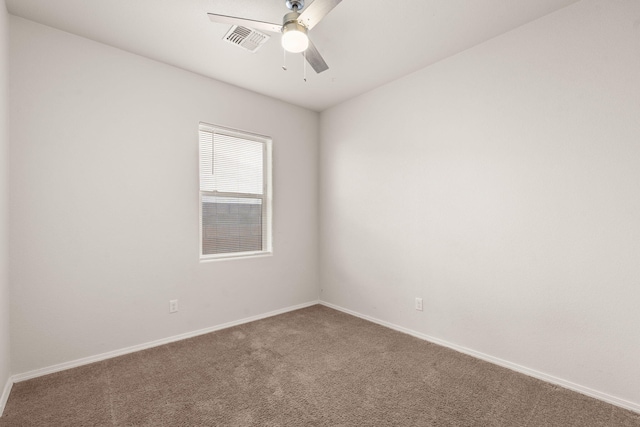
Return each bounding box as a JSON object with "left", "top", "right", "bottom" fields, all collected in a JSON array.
[{"left": 281, "top": 23, "right": 309, "bottom": 53}]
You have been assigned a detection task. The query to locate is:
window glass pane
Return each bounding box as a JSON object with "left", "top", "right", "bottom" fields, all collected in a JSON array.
[
  {"left": 213, "top": 133, "right": 263, "bottom": 195},
  {"left": 199, "top": 130, "right": 214, "bottom": 192},
  {"left": 199, "top": 124, "right": 271, "bottom": 260},
  {"left": 202, "top": 196, "right": 263, "bottom": 255}
]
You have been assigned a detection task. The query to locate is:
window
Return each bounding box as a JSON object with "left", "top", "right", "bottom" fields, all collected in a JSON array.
[{"left": 199, "top": 123, "right": 272, "bottom": 260}]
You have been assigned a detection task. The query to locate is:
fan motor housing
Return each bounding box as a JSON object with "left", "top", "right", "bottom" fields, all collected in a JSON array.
[
  {"left": 283, "top": 11, "right": 303, "bottom": 27},
  {"left": 282, "top": 19, "right": 307, "bottom": 36}
]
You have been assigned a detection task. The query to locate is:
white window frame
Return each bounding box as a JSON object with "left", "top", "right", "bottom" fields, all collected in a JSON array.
[{"left": 199, "top": 122, "right": 273, "bottom": 261}]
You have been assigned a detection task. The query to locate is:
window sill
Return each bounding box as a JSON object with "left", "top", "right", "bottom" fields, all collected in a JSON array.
[{"left": 200, "top": 251, "right": 273, "bottom": 263}]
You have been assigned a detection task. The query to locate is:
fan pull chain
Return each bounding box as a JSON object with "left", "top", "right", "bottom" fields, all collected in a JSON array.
[
  {"left": 282, "top": 49, "right": 287, "bottom": 71},
  {"left": 303, "top": 51, "right": 307, "bottom": 82}
]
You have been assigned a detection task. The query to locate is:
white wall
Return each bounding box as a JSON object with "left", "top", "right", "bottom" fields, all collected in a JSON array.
[
  {"left": 0, "top": 0, "right": 11, "bottom": 399},
  {"left": 320, "top": 0, "right": 640, "bottom": 408},
  {"left": 9, "top": 16, "right": 319, "bottom": 374}
]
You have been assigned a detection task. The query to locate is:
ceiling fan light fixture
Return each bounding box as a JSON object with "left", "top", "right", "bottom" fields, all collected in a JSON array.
[{"left": 281, "top": 21, "right": 309, "bottom": 53}]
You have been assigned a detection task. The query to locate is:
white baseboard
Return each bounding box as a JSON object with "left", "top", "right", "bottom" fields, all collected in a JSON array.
[
  {"left": 12, "top": 300, "right": 319, "bottom": 383},
  {"left": 0, "top": 376, "right": 12, "bottom": 416},
  {"left": 319, "top": 300, "right": 640, "bottom": 415}
]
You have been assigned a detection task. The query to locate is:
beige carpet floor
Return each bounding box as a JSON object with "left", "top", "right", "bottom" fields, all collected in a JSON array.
[{"left": 1, "top": 305, "right": 639, "bottom": 426}]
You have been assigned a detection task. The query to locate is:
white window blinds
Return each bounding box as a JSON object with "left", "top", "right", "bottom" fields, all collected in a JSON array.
[{"left": 199, "top": 124, "right": 272, "bottom": 258}]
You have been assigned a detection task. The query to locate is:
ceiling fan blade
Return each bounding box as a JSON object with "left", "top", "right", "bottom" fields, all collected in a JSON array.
[
  {"left": 298, "top": 0, "right": 342, "bottom": 30},
  {"left": 305, "top": 40, "right": 329, "bottom": 73},
  {"left": 207, "top": 13, "right": 282, "bottom": 34}
]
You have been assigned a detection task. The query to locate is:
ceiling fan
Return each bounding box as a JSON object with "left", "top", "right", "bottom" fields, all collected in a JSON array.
[{"left": 208, "top": 0, "right": 342, "bottom": 74}]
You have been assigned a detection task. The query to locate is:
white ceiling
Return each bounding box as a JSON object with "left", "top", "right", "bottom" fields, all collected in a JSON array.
[{"left": 6, "top": 0, "right": 579, "bottom": 111}]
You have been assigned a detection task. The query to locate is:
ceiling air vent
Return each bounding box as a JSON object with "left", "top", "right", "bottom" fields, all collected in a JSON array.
[{"left": 223, "top": 25, "right": 270, "bottom": 53}]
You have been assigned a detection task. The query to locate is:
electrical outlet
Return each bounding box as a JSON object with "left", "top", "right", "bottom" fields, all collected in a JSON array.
[
  {"left": 415, "top": 297, "right": 423, "bottom": 311},
  {"left": 169, "top": 299, "right": 178, "bottom": 313}
]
